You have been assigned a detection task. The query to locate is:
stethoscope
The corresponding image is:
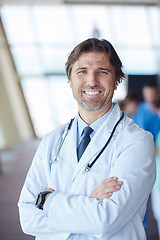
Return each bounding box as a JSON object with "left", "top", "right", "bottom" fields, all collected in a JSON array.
[{"left": 52, "top": 112, "right": 124, "bottom": 173}]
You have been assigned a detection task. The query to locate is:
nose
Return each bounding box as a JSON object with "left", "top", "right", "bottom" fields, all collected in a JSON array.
[{"left": 86, "top": 72, "right": 98, "bottom": 86}]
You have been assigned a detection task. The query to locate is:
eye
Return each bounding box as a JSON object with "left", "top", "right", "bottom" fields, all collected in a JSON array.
[
  {"left": 99, "top": 71, "right": 108, "bottom": 74},
  {"left": 78, "top": 70, "right": 87, "bottom": 74}
]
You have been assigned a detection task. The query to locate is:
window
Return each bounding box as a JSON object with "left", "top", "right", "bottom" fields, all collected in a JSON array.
[{"left": 1, "top": 5, "right": 159, "bottom": 137}]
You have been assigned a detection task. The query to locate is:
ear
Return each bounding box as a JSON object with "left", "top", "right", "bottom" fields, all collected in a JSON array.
[
  {"left": 114, "top": 80, "right": 118, "bottom": 90},
  {"left": 68, "top": 78, "right": 72, "bottom": 88}
]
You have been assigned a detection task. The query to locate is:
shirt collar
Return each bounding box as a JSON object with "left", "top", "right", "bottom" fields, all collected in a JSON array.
[{"left": 77, "top": 103, "right": 115, "bottom": 138}]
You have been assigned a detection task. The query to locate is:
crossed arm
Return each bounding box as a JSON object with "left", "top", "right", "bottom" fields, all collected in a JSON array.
[
  {"left": 18, "top": 131, "right": 155, "bottom": 239},
  {"left": 42, "top": 177, "right": 123, "bottom": 208}
]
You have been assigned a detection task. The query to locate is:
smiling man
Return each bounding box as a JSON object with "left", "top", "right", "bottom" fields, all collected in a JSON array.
[
  {"left": 69, "top": 51, "right": 116, "bottom": 123},
  {"left": 18, "top": 38, "right": 156, "bottom": 240}
]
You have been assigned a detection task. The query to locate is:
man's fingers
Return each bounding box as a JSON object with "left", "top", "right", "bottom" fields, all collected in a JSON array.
[
  {"left": 44, "top": 188, "right": 54, "bottom": 192},
  {"left": 96, "top": 182, "right": 122, "bottom": 197},
  {"left": 96, "top": 192, "right": 113, "bottom": 200},
  {"left": 99, "top": 179, "right": 123, "bottom": 191},
  {"left": 90, "top": 177, "right": 123, "bottom": 200},
  {"left": 100, "top": 177, "right": 122, "bottom": 187}
]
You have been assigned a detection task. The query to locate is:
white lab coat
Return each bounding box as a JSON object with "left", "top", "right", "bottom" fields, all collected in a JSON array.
[{"left": 18, "top": 103, "right": 156, "bottom": 240}]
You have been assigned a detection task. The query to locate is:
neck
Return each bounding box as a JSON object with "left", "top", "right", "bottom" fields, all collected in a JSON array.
[{"left": 78, "top": 103, "right": 112, "bottom": 125}]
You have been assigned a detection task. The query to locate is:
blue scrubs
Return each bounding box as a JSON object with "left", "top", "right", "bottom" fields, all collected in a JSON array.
[{"left": 132, "top": 102, "right": 160, "bottom": 141}]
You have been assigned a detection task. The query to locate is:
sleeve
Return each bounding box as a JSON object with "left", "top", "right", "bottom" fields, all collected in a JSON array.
[
  {"left": 43, "top": 191, "right": 58, "bottom": 216},
  {"left": 17, "top": 137, "right": 68, "bottom": 239},
  {"left": 155, "top": 132, "right": 160, "bottom": 150},
  {"left": 46, "top": 131, "right": 156, "bottom": 239}
]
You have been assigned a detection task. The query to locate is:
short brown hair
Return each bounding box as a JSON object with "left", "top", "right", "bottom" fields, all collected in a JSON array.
[{"left": 65, "top": 38, "right": 125, "bottom": 84}]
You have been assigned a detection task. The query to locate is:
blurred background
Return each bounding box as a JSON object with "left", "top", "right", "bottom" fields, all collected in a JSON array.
[{"left": 0, "top": 0, "right": 160, "bottom": 239}]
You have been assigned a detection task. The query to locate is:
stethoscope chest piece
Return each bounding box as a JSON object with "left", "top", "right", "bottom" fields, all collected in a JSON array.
[
  {"left": 54, "top": 155, "right": 61, "bottom": 162},
  {"left": 83, "top": 163, "right": 91, "bottom": 173}
]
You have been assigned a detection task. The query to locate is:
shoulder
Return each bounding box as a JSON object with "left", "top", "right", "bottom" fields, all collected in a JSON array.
[
  {"left": 135, "top": 102, "right": 149, "bottom": 115},
  {"left": 121, "top": 114, "right": 154, "bottom": 144},
  {"left": 138, "top": 101, "right": 147, "bottom": 110},
  {"left": 42, "top": 122, "right": 69, "bottom": 145},
  {"left": 42, "top": 117, "right": 76, "bottom": 142},
  {"left": 109, "top": 104, "right": 153, "bottom": 142}
]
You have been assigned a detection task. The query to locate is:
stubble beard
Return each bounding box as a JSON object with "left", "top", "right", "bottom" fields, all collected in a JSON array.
[{"left": 73, "top": 90, "right": 113, "bottom": 112}]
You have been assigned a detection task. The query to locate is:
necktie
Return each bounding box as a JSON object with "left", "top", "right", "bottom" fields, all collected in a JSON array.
[{"left": 77, "top": 126, "right": 93, "bottom": 161}]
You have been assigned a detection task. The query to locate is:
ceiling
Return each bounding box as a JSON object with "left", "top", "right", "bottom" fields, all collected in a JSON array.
[{"left": 0, "top": 0, "right": 160, "bottom": 6}]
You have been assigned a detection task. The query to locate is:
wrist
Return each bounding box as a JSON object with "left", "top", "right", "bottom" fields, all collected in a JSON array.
[
  {"left": 42, "top": 192, "right": 52, "bottom": 208},
  {"left": 35, "top": 191, "right": 53, "bottom": 210}
]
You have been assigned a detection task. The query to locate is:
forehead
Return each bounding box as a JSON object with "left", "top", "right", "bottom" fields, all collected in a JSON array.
[{"left": 72, "top": 51, "right": 112, "bottom": 68}]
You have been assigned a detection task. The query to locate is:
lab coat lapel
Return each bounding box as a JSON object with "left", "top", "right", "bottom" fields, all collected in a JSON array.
[
  {"left": 71, "top": 104, "right": 123, "bottom": 179},
  {"left": 90, "top": 104, "right": 122, "bottom": 155}
]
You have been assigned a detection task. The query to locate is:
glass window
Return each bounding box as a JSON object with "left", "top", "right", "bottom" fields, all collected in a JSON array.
[
  {"left": 11, "top": 46, "right": 43, "bottom": 75},
  {"left": 1, "top": 4, "right": 160, "bottom": 137},
  {"left": 40, "top": 47, "right": 70, "bottom": 74},
  {"left": 21, "top": 76, "right": 77, "bottom": 138},
  {"left": 33, "top": 6, "right": 73, "bottom": 44},
  {"left": 1, "top": 6, "right": 35, "bottom": 44}
]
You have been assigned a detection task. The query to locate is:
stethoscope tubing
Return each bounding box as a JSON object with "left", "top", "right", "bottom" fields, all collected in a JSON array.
[
  {"left": 53, "top": 112, "right": 124, "bottom": 172},
  {"left": 54, "top": 118, "right": 74, "bottom": 162},
  {"left": 85, "top": 112, "right": 124, "bottom": 172}
]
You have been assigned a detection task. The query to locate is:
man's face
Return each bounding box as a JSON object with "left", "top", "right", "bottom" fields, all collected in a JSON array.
[{"left": 69, "top": 51, "right": 117, "bottom": 115}]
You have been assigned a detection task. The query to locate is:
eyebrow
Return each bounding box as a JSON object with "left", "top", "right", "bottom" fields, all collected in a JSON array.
[
  {"left": 76, "top": 67, "right": 87, "bottom": 71},
  {"left": 98, "top": 68, "right": 112, "bottom": 73},
  {"left": 76, "top": 67, "right": 112, "bottom": 72}
]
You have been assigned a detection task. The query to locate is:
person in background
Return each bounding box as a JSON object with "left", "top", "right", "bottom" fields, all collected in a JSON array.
[
  {"left": 133, "top": 81, "right": 160, "bottom": 141},
  {"left": 120, "top": 83, "right": 160, "bottom": 230},
  {"left": 151, "top": 97, "right": 160, "bottom": 240},
  {"left": 18, "top": 38, "right": 155, "bottom": 240},
  {"left": 119, "top": 92, "right": 140, "bottom": 118},
  {"left": 130, "top": 81, "right": 160, "bottom": 228}
]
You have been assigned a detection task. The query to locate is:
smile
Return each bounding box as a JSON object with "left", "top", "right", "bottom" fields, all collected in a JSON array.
[{"left": 84, "top": 91, "right": 101, "bottom": 96}]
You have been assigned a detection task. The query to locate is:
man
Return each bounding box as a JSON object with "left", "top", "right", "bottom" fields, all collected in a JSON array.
[
  {"left": 18, "top": 38, "right": 155, "bottom": 240},
  {"left": 133, "top": 81, "right": 160, "bottom": 141}
]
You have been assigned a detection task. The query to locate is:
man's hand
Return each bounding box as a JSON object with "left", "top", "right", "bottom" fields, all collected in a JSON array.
[{"left": 90, "top": 177, "right": 123, "bottom": 200}]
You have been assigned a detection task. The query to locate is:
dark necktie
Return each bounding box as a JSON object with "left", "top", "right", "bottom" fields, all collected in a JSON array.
[{"left": 77, "top": 126, "right": 93, "bottom": 161}]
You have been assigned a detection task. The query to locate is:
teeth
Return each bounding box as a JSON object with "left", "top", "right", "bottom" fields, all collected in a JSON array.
[{"left": 85, "top": 91, "right": 100, "bottom": 95}]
